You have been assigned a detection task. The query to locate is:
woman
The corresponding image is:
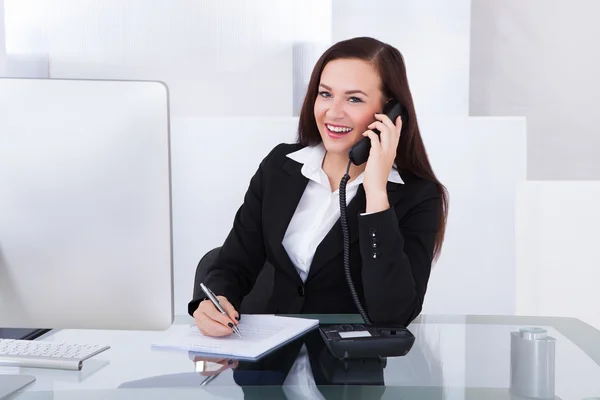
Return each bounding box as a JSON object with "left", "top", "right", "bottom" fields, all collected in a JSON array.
[{"left": 189, "top": 37, "right": 448, "bottom": 337}]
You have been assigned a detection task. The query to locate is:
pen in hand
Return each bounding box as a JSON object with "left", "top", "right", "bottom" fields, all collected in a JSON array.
[{"left": 199, "top": 283, "right": 242, "bottom": 338}]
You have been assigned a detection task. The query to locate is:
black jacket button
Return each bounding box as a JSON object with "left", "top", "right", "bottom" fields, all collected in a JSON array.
[
  {"left": 371, "top": 237, "right": 379, "bottom": 248},
  {"left": 372, "top": 249, "right": 380, "bottom": 259},
  {"left": 298, "top": 286, "right": 305, "bottom": 296},
  {"left": 369, "top": 228, "right": 377, "bottom": 237}
]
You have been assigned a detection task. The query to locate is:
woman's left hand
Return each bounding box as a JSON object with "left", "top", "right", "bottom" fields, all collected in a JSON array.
[{"left": 362, "top": 113, "right": 402, "bottom": 206}]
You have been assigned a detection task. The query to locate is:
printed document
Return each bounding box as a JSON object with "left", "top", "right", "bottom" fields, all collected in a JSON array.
[{"left": 152, "top": 314, "right": 319, "bottom": 360}]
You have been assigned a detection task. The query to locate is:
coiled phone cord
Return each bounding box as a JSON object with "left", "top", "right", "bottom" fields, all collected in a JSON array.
[{"left": 339, "top": 159, "right": 372, "bottom": 325}]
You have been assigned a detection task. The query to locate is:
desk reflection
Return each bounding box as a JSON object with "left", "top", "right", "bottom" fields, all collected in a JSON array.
[{"left": 119, "top": 323, "right": 445, "bottom": 399}]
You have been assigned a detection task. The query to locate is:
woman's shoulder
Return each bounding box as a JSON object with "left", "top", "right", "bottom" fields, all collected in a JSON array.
[
  {"left": 398, "top": 171, "right": 443, "bottom": 198},
  {"left": 268, "top": 142, "right": 304, "bottom": 157},
  {"left": 260, "top": 142, "right": 305, "bottom": 167}
]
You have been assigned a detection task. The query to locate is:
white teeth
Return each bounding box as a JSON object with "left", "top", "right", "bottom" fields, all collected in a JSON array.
[{"left": 326, "top": 124, "right": 352, "bottom": 133}]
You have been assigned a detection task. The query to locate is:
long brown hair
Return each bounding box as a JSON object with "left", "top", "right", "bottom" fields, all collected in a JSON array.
[{"left": 297, "top": 37, "right": 448, "bottom": 259}]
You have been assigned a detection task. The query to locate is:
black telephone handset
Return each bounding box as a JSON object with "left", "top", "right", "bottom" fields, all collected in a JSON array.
[
  {"left": 348, "top": 99, "right": 406, "bottom": 166},
  {"left": 319, "top": 98, "right": 415, "bottom": 360}
]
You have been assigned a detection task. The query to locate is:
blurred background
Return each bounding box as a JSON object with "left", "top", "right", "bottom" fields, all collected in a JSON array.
[{"left": 1, "top": 0, "right": 598, "bottom": 330}]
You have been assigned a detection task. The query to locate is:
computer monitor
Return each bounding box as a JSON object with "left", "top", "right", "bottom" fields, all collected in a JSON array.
[{"left": 0, "top": 77, "right": 174, "bottom": 332}]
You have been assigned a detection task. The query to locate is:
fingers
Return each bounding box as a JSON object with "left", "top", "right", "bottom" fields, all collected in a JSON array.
[
  {"left": 369, "top": 113, "right": 402, "bottom": 135},
  {"left": 193, "top": 355, "right": 226, "bottom": 364},
  {"left": 374, "top": 113, "right": 397, "bottom": 133},
  {"left": 367, "top": 120, "right": 390, "bottom": 148},
  {"left": 201, "top": 361, "right": 230, "bottom": 376},
  {"left": 367, "top": 120, "right": 386, "bottom": 133},
  {"left": 198, "top": 359, "right": 239, "bottom": 376},
  {"left": 217, "top": 296, "right": 240, "bottom": 326},
  {"left": 195, "top": 310, "right": 232, "bottom": 336},
  {"left": 193, "top": 300, "right": 233, "bottom": 337},
  {"left": 367, "top": 114, "right": 402, "bottom": 151},
  {"left": 362, "top": 130, "right": 381, "bottom": 152},
  {"left": 395, "top": 115, "right": 403, "bottom": 132},
  {"left": 196, "top": 357, "right": 226, "bottom": 375},
  {"left": 203, "top": 302, "right": 237, "bottom": 330}
]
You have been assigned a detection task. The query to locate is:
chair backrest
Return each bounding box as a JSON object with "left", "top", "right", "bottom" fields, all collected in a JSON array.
[{"left": 193, "top": 247, "right": 275, "bottom": 314}]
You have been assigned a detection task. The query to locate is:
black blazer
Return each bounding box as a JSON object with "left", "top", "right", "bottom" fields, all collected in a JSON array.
[{"left": 188, "top": 143, "right": 441, "bottom": 325}]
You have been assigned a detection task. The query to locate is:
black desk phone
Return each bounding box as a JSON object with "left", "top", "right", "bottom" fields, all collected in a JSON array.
[
  {"left": 319, "top": 98, "right": 415, "bottom": 359},
  {"left": 319, "top": 323, "right": 414, "bottom": 359},
  {"left": 348, "top": 99, "right": 406, "bottom": 166}
]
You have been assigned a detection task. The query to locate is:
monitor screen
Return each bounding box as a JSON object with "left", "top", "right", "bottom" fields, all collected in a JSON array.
[{"left": 0, "top": 78, "right": 173, "bottom": 331}]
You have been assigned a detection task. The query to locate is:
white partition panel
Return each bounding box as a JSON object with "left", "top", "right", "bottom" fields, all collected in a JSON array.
[{"left": 420, "top": 116, "right": 526, "bottom": 315}]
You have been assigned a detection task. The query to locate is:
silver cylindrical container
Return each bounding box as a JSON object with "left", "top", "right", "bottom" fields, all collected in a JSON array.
[{"left": 510, "top": 327, "right": 556, "bottom": 399}]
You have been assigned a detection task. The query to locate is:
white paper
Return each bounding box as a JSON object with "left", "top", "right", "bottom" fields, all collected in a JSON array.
[{"left": 151, "top": 315, "right": 319, "bottom": 360}]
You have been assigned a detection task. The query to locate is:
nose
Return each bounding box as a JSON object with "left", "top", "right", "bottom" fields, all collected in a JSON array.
[{"left": 326, "top": 99, "right": 345, "bottom": 119}]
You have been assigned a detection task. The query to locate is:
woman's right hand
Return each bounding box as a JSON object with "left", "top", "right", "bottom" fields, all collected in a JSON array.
[
  {"left": 193, "top": 295, "right": 240, "bottom": 337},
  {"left": 193, "top": 355, "right": 239, "bottom": 376}
]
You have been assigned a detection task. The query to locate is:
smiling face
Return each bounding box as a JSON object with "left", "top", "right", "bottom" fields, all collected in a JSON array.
[{"left": 314, "top": 58, "right": 386, "bottom": 156}]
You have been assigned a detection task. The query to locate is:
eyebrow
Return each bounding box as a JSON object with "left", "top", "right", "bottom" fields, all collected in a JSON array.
[{"left": 319, "top": 83, "right": 368, "bottom": 97}]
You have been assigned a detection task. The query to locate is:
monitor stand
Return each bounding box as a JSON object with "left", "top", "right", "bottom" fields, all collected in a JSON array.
[{"left": 0, "top": 375, "right": 35, "bottom": 399}]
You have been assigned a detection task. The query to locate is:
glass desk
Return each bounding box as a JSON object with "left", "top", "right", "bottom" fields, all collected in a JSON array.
[{"left": 2, "top": 314, "right": 600, "bottom": 399}]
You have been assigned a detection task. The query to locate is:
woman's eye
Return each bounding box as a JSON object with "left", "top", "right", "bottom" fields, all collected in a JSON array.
[
  {"left": 318, "top": 91, "right": 331, "bottom": 98},
  {"left": 349, "top": 96, "right": 363, "bottom": 103}
]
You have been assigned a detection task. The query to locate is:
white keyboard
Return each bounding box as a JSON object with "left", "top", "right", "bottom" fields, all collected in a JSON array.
[{"left": 0, "top": 339, "right": 110, "bottom": 371}]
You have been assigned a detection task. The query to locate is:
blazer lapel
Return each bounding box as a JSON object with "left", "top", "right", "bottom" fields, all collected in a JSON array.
[
  {"left": 306, "top": 181, "right": 405, "bottom": 282},
  {"left": 266, "top": 158, "right": 307, "bottom": 285}
]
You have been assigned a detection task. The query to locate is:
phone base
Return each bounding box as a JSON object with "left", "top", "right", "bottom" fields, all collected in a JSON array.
[{"left": 319, "top": 324, "right": 415, "bottom": 359}]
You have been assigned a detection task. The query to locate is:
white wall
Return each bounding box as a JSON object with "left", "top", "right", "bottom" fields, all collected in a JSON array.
[
  {"left": 1, "top": 0, "right": 49, "bottom": 77},
  {"left": 470, "top": 0, "right": 600, "bottom": 180},
  {"left": 3, "top": 0, "right": 333, "bottom": 117},
  {"left": 0, "top": 0, "right": 6, "bottom": 74},
  {"left": 333, "top": 0, "right": 471, "bottom": 116},
  {"left": 4, "top": 0, "right": 472, "bottom": 117},
  {"left": 516, "top": 181, "right": 600, "bottom": 330}
]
